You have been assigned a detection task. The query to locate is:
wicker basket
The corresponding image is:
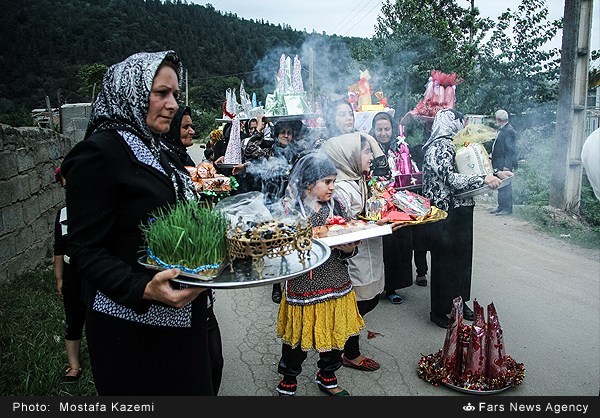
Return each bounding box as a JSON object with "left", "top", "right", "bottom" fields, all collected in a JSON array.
[{"left": 226, "top": 219, "right": 313, "bottom": 275}]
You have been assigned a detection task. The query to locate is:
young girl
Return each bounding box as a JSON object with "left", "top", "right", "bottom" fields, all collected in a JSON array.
[
  {"left": 321, "top": 132, "right": 403, "bottom": 372},
  {"left": 275, "top": 152, "right": 363, "bottom": 396}
]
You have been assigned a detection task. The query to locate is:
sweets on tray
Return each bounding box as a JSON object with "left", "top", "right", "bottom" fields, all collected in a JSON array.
[
  {"left": 313, "top": 218, "right": 392, "bottom": 246},
  {"left": 187, "top": 162, "right": 232, "bottom": 193}
]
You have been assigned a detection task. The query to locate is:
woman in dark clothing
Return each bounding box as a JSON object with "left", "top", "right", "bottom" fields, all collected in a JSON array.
[
  {"left": 164, "top": 105, "right": 195, "bottom": 167},
  {"left": 422, "top": 109, "right": 509, "bottom": 328},
  {"left": 369, "top": 112, "right": 413, "bottom": 304},
  {"left": 61, "top": 51, "right": 214, "bottom": 395},
  {"left": 408, "top": 142, "right": 429, "bottom": 286}
]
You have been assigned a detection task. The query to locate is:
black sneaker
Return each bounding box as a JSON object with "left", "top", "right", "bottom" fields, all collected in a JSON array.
[
  {"left": 489, "top": 208, "right": 502, "bottom": 214},
  {"left": 271, "top": 283, "right": 282, "bottom": 303}
]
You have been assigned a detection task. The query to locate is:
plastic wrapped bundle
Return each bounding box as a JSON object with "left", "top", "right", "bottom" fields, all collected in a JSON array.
[
  {"left": 455, "top": 143, "right": 493, "bottom": 176},
  {"left": 486, "top": 303, "right": 508, "bottom": 384}
]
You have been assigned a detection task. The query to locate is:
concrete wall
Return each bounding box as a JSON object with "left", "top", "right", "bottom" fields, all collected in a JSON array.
[{"left": 0, "top": 124, "right": 72, "bottom": 282}]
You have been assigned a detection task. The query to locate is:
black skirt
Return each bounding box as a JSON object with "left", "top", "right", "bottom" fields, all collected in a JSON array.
[{"left": 85, "top": 293, "right": 214, "bottom": 395}]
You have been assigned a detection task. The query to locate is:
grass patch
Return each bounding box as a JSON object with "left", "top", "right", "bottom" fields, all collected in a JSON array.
[
  {"left": 515, "top": 205, "right": 600, "bottom": 250},
  {"left": 0, "top": 267, "right": 97, "bottom": 395}
]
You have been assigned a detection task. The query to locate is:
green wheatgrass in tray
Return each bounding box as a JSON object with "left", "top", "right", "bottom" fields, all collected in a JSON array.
[{"left": 141, "top": 199, "right": 229, "bottom": 269}]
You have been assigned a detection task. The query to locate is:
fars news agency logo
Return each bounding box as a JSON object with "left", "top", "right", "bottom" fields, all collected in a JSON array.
[{"left": 463, "top": 403, "right": 476, "bottom": 412}]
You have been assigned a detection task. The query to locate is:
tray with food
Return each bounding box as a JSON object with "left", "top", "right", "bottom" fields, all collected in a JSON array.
[
  {"left": 138, "top": 238, "right": 331, "bottom": 288},
  {"left": 312, "top": 218, "right": 393, "bottom": 247}
]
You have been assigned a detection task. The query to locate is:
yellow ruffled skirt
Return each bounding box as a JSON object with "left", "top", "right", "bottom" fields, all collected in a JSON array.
[{"left": 277, "top": 289, "right": 365, "bottom": 352}]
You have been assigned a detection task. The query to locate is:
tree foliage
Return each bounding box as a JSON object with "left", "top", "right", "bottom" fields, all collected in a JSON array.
[
  {"left": 77, "top": 63, "right": 108, "bottom": 102},
  {"left": 363, "top": 0, "right": 563, "bottom": 118}
]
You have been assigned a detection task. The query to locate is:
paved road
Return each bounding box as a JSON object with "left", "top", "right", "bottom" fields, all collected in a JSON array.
[{"left": 188, "top": 143, "right": 600, "bottom": 397}]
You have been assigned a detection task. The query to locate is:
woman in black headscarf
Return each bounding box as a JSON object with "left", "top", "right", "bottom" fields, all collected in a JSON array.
[
  {"left": 369, "top": 112, "right": 414, "bottom": 304},
  {"left": 61, "top": 51, "right": 214, "bottom": 395},
  {"left": 422, "top": 108, "right": 505, "bottom": 328},
  {"left": 164, "top": 104, "right": 195, "bottom": 166}
]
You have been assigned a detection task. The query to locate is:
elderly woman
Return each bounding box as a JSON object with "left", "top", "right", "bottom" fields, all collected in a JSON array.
[
  {"left": 422, "top": 109, "right": 510, "bottom": 328},
  {"left": 61, "top": 51, "right": 214, "bottom": 395}
]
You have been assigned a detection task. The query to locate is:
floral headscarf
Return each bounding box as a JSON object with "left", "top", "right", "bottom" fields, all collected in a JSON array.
[
  {"left": 85, "top": 50, "right": 182, "bottom": 142},
  {"left": 423, "top": 108, "right": 465, "bottom": 149},
  {"left": 83, "top": 51, "right": 196, "bottom": 201}
]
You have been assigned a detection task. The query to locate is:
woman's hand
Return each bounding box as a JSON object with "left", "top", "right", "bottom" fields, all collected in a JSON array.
[
  {"left": 497, "top": 170, "right": 513, "bottom": 180},
  {"left": 256, "top": 114, "right": 265, "bottom": 132},
  {"left": 484, "top": 175, "right": 502, "bottom": 189},
  {"left": 232, "top": 163, "right": 247, "bottom": 175},
  {"left": 214, "top": 156, "right": 225, "bottom": 165},
  {"left": 143, "top": 268, "right": 206, "bottom": 308},
  {"left": 333, "top": 241, "right": 360, "bottom": 253},
  {"left": 375, "top": 217, "right": 389, "bottom": 226}
]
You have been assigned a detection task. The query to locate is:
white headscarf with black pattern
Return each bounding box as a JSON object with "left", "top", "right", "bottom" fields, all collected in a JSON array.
[
  {"left": 85, "top": 51, "right": 196, "bottom": 201},
  {"left": 423, "top": 108, "right": 465, "bottom": 149}
]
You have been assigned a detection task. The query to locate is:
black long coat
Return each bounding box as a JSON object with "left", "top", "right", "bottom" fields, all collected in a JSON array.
[{"left": 62, "top": 130, "right": 212, "bottom": 395}]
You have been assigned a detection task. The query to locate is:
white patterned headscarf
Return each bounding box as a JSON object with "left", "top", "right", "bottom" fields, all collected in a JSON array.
[
  {"left": 85, "top": 50, "right": 183, "bottom": 142},
  {"left": 84, "top": 51, "right": 196, "bottom": 201},
  {"left": 423, "top": 108, "right": 465, "bottom": 149}
]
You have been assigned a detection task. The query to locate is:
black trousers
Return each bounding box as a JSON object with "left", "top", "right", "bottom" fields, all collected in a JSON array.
[
  {"left": 413, "top": 250, "right": 429, "bottom": 277},
  {"left": 382, "top": 227, "right": 414, "bottom": 291},
  {"left": 278, "top": 344, "right": 342, "bottom": 381},
  {"left": 498, "top": 183, "right": 513, "bottom": 212},
  {"left": 62, "top": 263, "right": 86, "bottom": 341},
  {"left": 343, "top": 296, "right": 379, "bottom": 360},
  {"left": 207, "top": 307, "right": 223, "bottom": 395},
  {"left": 429, "top": 205, "right": 474, "bottom": 316},
  {"left": 412, "top": 223, "right": 430, "bottom": 277}
]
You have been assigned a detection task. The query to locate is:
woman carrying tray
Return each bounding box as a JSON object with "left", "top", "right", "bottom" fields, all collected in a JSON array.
[
  {"left": 422, "top": 108, "right": 512, "bottom": 328},
  {"left": 369, "top": 111, "right": 414, "bottom": 304},
  {"left": 61, "top": 51, "right": 215, "bottom": 395},
  {"left": 275, "top": 152, "right": 363, "bottom": 396},
  {"left": 321, "top": 132, "right": 403, "bottom": 372}
]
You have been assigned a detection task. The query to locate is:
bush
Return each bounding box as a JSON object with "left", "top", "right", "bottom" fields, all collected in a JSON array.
[{"left": 512, "top": 127, "right": 553, "bottom": 206}]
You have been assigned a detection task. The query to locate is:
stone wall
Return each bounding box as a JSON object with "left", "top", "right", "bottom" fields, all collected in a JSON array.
[{"left": 0, "top": 124, "right": 72, "bottom": 282}]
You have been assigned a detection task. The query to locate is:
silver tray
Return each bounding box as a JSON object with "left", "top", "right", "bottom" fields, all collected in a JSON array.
[
  {"left": 454, "top": 176, "right": 512, "bottom": 199},
  {"left": 138, "top": 239, "right": 331, "bottom": 289},
  {"left": 442, "top": 381, "right": 513, "bottom": 395}
]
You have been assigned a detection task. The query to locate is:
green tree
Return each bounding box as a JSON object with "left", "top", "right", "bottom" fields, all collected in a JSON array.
[
  {"left": 362, "top": 0, "right": 493, "bottom": 116},
  {"left": 77, "top": 63, "right": 108, "bottom": 102},
  {"left": 473, "top": 0, "right": 562, "bottom": 115}
]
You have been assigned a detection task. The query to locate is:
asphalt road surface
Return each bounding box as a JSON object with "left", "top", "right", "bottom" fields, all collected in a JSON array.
[{"left": 188, "top": 143, "right": 600, "bottom": 397}]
